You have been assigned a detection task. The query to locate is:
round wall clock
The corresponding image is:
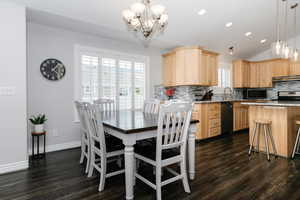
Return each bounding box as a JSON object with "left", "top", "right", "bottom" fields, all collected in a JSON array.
[{"left": 40, "top": 58, "right": 66, "bottom": 81}]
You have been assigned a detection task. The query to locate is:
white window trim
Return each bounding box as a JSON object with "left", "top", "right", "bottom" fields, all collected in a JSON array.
[{"left": 73, "top": 44, "right": 150, "bottom": 122}]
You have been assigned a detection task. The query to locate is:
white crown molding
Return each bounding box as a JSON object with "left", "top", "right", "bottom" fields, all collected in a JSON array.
[{"left": 0, "top": 160, "right": 28, "bottom": 175}]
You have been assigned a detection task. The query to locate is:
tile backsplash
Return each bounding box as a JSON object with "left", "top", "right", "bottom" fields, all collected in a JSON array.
[{"left": 154, "top": 81, "right": 300, "bottom": 101}]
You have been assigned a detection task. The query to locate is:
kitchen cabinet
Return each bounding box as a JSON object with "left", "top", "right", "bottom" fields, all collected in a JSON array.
[
  {"left": 272, "top": 59, "right": 289, "bottom": 77},
  {"left": 289, "top": 61, "right": 300, "bottom": 75},
  {"left": 162, "top": 52, "right": 176, "bottom": 87},
  {"left": 233, "top": 102, "right": 249, "bottom": 131},
  {"left": 232, "top": 60, "right": 250, "bottom": 88},
  {"left": 249, "top": 61, "right": 272, "bottom": 88},
  {"left": 193, "top": 103, "right": 221, "bottom": 140},
  {"left": 162, "top": 46, "right": 219, "bottom": 87}
]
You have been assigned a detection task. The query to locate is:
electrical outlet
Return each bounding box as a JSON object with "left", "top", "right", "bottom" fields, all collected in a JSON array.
[
  {"left": 0, "top": 86, "right": 16, "bottom": 96},
  {"left": 52, "top": 129, "right": 59, "bottom": 137}
]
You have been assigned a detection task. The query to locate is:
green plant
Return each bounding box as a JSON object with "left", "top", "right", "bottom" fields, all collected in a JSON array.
[{"left": 29, "top": 114, "right": 47, "bottom": 125}]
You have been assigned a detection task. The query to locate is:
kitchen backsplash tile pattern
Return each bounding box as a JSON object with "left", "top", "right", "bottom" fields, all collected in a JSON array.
[{"left": 154, "top": 81, "right": 300, "bottom": 101}]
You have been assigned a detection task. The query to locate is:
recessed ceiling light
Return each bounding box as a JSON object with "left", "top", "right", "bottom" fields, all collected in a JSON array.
[
  {"left": 245, "top": 32, "right": 252, "bottom": 37},
  {"left": 198, "top": 9, "right": 207, "bottom": 15},
  {"left": 260, "top": 39, "right": 267, "bottom": 43},
  {"left": 225, "top": 22, "right": 233, "bottom": 27}
]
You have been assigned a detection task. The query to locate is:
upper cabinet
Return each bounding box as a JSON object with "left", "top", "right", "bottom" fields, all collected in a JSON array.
[
  {"left": 272, "top": 59, "right": 289, "bottom": 77},
  {"left": 289, "top": 61, "right": 300, "bottom": 76},
  {"left": 233, "top": 58, "right": 298, "bottom": 89},
  {"left": 162, "top": 46, "right": 219, "bottom": 87},
  {"left": 232, "top": 60, "right": 250, "bottom": 88}
]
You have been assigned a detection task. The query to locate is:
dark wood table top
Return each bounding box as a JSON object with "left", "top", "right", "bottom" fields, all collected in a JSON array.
[{"left": 101, "top": 110, "right": 199, "bottom": 134}]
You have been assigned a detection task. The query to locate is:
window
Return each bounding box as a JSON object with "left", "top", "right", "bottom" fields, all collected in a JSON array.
[
  {"left": 75, "top": 45, "right": 148, "bottom": 111},
  {"left": 218, "top": 63, "right": 232, "bottom": 88}
]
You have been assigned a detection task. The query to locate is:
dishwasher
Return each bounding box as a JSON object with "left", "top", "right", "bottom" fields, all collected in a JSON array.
[{"left": 221, "top": 102, "right": 233, "bottom": 134}]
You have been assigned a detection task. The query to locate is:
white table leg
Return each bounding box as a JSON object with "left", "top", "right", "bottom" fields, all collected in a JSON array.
[
  {"left": 124, "top": 142, "right": 135, "bottom": 200},
  {"left": 188, "top": 126, "right": 196, "bottom": 180}
]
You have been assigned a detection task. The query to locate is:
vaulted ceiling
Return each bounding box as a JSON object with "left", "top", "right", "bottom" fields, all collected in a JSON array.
[{"left": 9, "top": 0, "right": 300, "bottom": 58}]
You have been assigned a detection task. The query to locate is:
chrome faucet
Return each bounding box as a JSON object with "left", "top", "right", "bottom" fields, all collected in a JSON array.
[{"left": 224, "top": 87, "right": 233, "bottom": 99}]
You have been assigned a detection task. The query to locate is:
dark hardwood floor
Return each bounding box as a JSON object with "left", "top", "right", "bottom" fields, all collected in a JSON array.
[{"left": 1, "top": 132, "right": 300, "bottom": 200}]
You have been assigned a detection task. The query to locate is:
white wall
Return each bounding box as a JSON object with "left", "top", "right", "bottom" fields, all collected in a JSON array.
[
  {"left": 249, "top": 35, "right": 300, "bottom": 61},
  {"left": 27, "top": 22, "right": 162, "bottom": 151},
  {"left": 0, "top": 2, "right": 28, "bottom": 173}
]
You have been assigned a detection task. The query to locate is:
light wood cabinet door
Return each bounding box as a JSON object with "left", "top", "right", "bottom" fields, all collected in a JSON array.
[
  {"left": 162, "top": 53, "right": 175, "bottom": 87},
  {"left": 289, "top": 61, "right": 300, "bottom": 75},
  {"left": 272, "top": 59, "right": 289, "bottom": 77},
  {"left": 233, "top": 102, "right": 249, "bottom": 131},
  {"left": 250, "top": 63, "right": 259, "bottom": 88},
  {"left": 184, "top": 48, "right": 201, "bottom": 85},
  {"left": 174, "top": 49, "right": 186, "bottom": 86},
  {"left": 208, "top": 54, "right": 218, "bottom": 86},
  {"left": 259, "top": 61, "right": 273, "bottom": 88},
  {"left": 233, "top": 60, "right": 250, "bottom": 88},
  {"left": 195, "top": 103, "right": 221, "bottom": 140}
]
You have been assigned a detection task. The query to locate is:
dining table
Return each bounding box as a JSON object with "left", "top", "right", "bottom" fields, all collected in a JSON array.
[{"left": 101, "top": 110, "right": 199, "bottom": 200}]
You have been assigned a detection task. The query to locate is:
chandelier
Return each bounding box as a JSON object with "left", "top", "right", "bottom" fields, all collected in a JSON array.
[{"left": 122, "top": 0, "right": 168, "bottom": 43}]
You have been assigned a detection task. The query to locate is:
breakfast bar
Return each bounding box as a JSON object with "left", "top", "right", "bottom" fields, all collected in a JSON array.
[{"left": 242, "top": 101, "right": 300, "bottom": 158}]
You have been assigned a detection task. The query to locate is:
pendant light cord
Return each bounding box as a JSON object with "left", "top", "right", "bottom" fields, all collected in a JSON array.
[
  {"left": 284, "top": 0, "right": 288, "bottom": 43},
  {"left": 276, "top": 0, "right": 280, "bottom": 41}
]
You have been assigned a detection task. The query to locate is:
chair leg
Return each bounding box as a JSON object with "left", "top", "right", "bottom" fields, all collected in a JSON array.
[
  {"left": 180, "top": 160, "right": 191, "bottom": 193},
  {"left": 156, "top": 166, "right": 162, "bottom": 200},
  {"left": 85, "top": 143, "right": 91, "bottom": 174},
  {"left": 88, "top": 147, "right": 95, "bottom": 177},
  {"left": 263, "top": 125, "right": 270, "bottom": 161},
  {"left": 133, "top": 158, "right": 136, "bottom": 186},
  {"left": 80, "top": 136, "right": 84, "bottom": 164},
  {"left": 267, "top": 125, "right": 277, "bottom": 157},
  {"left": 249, "top": 123, "right": 258, "bottom": 155},
  {"left": 99, "top": 157, "right": 107, "bottom": 192},
  {"left": 292, "top": 127, "right": 300, "bottom": 159}
]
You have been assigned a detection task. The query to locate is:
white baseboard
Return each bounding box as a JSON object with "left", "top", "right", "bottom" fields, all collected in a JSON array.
[
  {"left": 28, "top": 140, "right": 81, "bottom": 155},
  {"left": 0, "top": 160, "right": 28, "bottom": 174}
]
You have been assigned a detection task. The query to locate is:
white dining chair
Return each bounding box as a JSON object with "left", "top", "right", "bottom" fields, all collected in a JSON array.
[
  {"left": 74, "top": 101, "right": 91, "bottom": 174},
  {"left": 135, "top": 101, "right": 193, "bottom": 200},
  {"left": 143, "top": 99, "right": 161, "bottom": 114},
  {"left": 84, "top": 103, "right": 125, "bottom": 192},
  {"left": 93, "top": 98, "right": 115, "bottom": 112}
]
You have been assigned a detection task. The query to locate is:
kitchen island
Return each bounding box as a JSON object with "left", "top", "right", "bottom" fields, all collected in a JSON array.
[{"left": 242, "top": 101, "right": 300, "bottom": 158}]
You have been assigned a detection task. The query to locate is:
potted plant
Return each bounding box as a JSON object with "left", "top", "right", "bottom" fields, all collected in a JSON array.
[{"left": 29, "top": 114, "right": 47, "bottom": 133}]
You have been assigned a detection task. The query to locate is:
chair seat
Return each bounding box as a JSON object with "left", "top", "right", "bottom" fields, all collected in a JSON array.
[
  {"left": 135, "top": 143, "right": 180, "bottom": 161},
  {"left": 296, "top": 120, "right": 300, "bottom": 125},
  {"left": 254, "top": 120, "right": 272, "bottom": 125},
  {"left": 95, "top": 135, "right": 124, "bottom": 152}
]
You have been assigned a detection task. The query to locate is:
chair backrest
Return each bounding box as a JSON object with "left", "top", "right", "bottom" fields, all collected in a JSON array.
[
  {"left": 156, "top": 101, "right": 193, "bottom": 160},
  {"left": 93, "top": 98, "right": 115, "bottom": 112},
  {"left": 143, "top": 99, "right": 161, "bottom": 114},
  {"left": 75, "top": 101, "right": 91, "bottom": 140},
  {"left": 83, "top": 103, "right": 107, "bottom": 154}
]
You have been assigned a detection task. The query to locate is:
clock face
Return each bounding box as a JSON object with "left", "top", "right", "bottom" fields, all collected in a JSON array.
[{"left": 40, "top": 59, "right": 66, "bottom": 81}]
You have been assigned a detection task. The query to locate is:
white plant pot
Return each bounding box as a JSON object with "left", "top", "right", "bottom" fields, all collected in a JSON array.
[{"left": 34, "top": 124, "right": 44, "bottom": 133}]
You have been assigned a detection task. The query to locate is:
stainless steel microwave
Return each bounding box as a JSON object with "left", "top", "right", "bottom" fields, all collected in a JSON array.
[{"left": 243, "top": 89, "right": 267, "bottom": 99}]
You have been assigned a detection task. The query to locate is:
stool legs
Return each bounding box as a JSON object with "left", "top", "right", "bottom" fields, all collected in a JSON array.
[
  {"left": 267, "top": 125, "right": 277, "bottom": 157},
  {"left": 249, "top": 123, "right": 258, "bottom": 155},
  {"left": 248, "top": 122, "right": 277, "bottom": 160},
  {"left": 292, "top": 127, "right": 300, "bottom": 159},
  {"left": 263, "top": 125, "right": 270, "bottom": 161}
]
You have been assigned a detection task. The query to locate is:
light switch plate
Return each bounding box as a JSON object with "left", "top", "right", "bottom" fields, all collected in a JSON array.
[{"left": 0, "top": 86, "right": 16, "bottom": 96}]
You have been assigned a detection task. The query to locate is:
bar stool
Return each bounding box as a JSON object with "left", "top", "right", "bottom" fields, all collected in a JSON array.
[
  {"left": 292, "top": 120, "right": 300, "bottom": 159},
  {"left": 248, "top": 120, "right": 277, "bottom": 161}
]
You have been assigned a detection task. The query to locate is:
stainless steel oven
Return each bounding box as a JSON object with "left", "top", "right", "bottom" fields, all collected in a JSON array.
[{"left": 243, "top": 89, "right": 267, "bottom": 99}]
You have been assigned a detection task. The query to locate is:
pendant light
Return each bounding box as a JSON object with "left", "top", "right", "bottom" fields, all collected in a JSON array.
[
  {"left": 290, "top": 3, "right": 299, "bottom": 61},
  {"left": 271, "top": 0, "right": 283, "bottom": 56},
  {"left": 281, "top": 0, "right": 290, "bottom": 59}
]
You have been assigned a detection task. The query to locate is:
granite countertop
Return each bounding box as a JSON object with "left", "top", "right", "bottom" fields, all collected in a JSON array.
[
  {"left": 241, "top": 101, "right": 300, "bottom": 107},
  {"left": 193, "top": 99, "right": 270, "bottom": 104}
]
